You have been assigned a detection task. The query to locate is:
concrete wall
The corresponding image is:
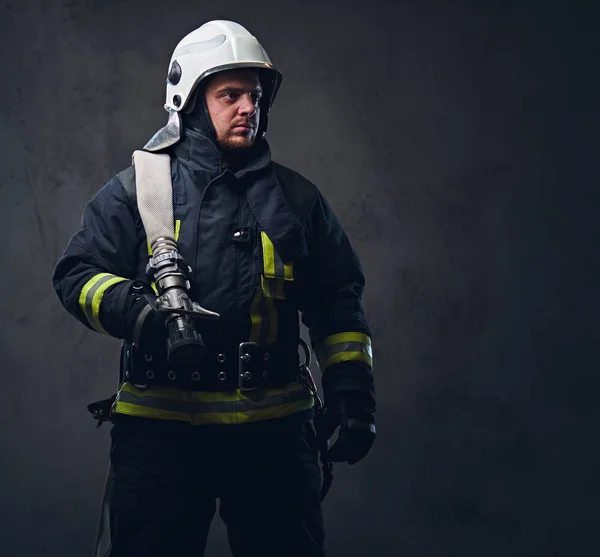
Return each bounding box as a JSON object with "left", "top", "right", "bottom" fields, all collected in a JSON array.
[{"left": 1, "top": 0, "right": 598, "bottom": 555}]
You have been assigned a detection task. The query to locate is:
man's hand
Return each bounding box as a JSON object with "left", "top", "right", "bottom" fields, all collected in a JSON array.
[{"left": 315, "top": 391, "right": 376, "bottom": 465}]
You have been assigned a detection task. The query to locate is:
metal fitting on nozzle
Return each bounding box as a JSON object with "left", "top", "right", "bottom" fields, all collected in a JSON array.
[{"left": 146, "top": 237, "right": 219, "bottom": 366}]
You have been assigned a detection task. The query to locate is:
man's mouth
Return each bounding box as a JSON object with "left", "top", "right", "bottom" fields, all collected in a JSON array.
[{"left": 232, "top": 122, "right": 254, "bottom": 131}]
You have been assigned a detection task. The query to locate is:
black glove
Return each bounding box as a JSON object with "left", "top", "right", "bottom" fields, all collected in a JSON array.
[
  {"left": 122, "top": 282, "right": 167, "bottom": 354},
  {"left": 315, "top": 391, "right": 376, "bottom": 465}
]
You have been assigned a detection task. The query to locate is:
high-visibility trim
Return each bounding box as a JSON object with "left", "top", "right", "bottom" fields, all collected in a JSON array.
[
  {"left": 260, "top": 231, "right": 294, "bottom": 281},
  {"left": 249, "top": 291, "right": 278, "bottom": 344},
  {"left": 315, "top": 332, "right": 373, "bottom": 371},
  {"left": 260, "top": 275, "right": 286, "bottom": 300},
  {"left": 147, "top": 219, "right": 181, "bottom": 255},
  {"left": 112, "top": 381, "right": 314, "bottom": 425},
  {"left": 114, "top": 401, "right": 191, "bottom": 422},
  {"left": 249, "top": 291, "right": 263, "bottom": 343},
  {"left": 78, "top": 273, "right": 128, "bottom": 333}
]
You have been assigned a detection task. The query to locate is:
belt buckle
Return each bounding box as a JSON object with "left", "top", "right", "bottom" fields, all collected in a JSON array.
[{"left": 238, "top": 342, "right": 258, "bottom": 392}]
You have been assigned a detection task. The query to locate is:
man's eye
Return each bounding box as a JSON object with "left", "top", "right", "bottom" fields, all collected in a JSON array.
[{"left": 223, "top": 92, "right": 238, "bottom": 100}]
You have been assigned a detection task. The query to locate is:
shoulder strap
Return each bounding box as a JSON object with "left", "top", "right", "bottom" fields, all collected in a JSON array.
[{"left": 116, "top": 165, "right": 137, "bottom": 207}]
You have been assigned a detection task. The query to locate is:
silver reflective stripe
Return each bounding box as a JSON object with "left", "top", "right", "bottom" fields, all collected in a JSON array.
[
  {"left": 347, "top": 419, "right": 376, "bottom": 434},
  {"left": 316, "top": 341, "right": 372, "bottom": 367}
]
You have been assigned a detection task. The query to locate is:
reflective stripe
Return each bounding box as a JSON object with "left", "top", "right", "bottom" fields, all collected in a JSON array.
[
  {"left": 260, "top": 275, "right": 286, "bottom": 300},
  {"left": 315, "top": 332, "right": 373, "bottom": 371},
  {"left": 249, "top": 291, "right": 278, "bottom": 344},
  {"left": 260, "top": 232, "right": 293, "bottom": 281},
  {"left": 249, "top": 292, "right": 263, "bottom": 343},
  {"left": 79, "top": 273, "right": 128, "bottom": 333},
  {"left": 147, "top": 219, "right": 181, "bottom": 255},
  {"left": 112, "top": 381, "right": 314, "bottom": 425}
]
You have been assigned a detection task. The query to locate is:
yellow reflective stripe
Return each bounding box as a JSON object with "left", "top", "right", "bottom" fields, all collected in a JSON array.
[
  {"left": 316, "top": 332, "right": 373, "bottom": 371},
  {"left": 249, "top": 290, "right": 278, "bottom": 344},
  {"left": 261, "top": 232, "right": 276, "bottom": 277},
  {"left": 260, "top": 275, "right": 286, "bottom": 300},
  {"left": 79, "top": 273, "right": 110, "bottom": 326},
  {"left": 276, "top": 280, "right": 285, "bottom": 299},
  {"left": 119, "top": 382, "right": 187, "bottom": 400},
  {"left": 120, "top": 381, "right": 235, "bottom": 403},
  {"left": 147, "top": 219, "right": 181, "bottom": 255},
  {"left": 113, "top": 382, "right": 313, "bottom": 425},
  {"left": 283, "top": 262, "right": 293, "bottom": 281},
  {"left": 260, "top": 231, "right": 294, "bottom": 281},
  {"left": 120, "top": 380, "right": 305, "bottom": 401},
  {"left": 78, "top": 273, "right": 128, "bottom": 333},
  {"left": 323, "top": 351, "right": 373, "bottom": 369},
  {"left": 113, "top": 401, "right": 191, "bottom": 422},
  {"left": 114, "top": 398, "right": 313, "bottom": 425},
  {"left": 249, "top": 291, "right": 262, "bottom": 343},
  {"left": 203, "top": 399, "right": 314, "bottom": 426},
  {"left": 323, "top": 332, "right": 371, "bottom": 347},
  {"left": 90, "top": 276, "right": 128, "bottom": 333}
]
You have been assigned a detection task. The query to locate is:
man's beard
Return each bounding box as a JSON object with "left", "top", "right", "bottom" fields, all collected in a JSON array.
[{"left": 217, "top": 134, "right": 256, "bottom": 152}]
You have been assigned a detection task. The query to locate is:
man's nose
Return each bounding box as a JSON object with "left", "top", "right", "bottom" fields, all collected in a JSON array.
[{"left": 238, "top": 94, "right": 257, "bottom": 116}]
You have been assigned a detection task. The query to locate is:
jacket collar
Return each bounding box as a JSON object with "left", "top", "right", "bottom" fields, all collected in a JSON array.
[
  {"left": 172, "top": 128, "right": 275, "bottom": 179},
  {"left": 173, "top": 131, "right": 309, "bottom": 261},
  {"left": 172, "top": 127, "right": 222, "bottom": 177}
]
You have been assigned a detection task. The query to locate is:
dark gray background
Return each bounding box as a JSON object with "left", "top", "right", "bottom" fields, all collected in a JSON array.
[{"left": 1, "top": 0, "right": 599, "bottom": 555}]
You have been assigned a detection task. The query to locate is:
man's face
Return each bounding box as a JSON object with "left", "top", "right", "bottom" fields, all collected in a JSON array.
[{"left": 204, "top": 69, "right": 262, "bottom": 151}]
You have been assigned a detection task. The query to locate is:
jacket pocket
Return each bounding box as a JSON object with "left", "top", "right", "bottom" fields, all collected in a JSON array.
[{"left": 257, "top": 230, "right": 294, "bottom": 300}]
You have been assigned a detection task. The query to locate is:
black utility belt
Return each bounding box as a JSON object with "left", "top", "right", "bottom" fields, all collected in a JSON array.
[{"left": 124, "top": 342, "right": 300, "bottom": 392}]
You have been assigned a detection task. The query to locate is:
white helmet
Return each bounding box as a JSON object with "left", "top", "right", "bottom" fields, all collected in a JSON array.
[
  {"left": 144, "top": 20, "right": 282, "bottom": 151},
  {"left": 166, "top": 20, "right": 282, "bottom": 112}
]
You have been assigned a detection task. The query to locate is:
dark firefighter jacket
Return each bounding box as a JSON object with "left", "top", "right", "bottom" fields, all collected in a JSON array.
[{"left": 52, "top": 130, "right": 374, "bottom": 425}]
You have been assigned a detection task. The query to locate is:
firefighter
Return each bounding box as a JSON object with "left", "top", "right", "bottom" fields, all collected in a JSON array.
[{"left": 52, "top": 20, "right": 375, "bottom": 557}]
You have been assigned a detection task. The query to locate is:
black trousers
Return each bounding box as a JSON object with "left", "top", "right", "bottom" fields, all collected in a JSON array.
[{"left": 94, "top": 411, "right": 325, "bottom": 557}]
